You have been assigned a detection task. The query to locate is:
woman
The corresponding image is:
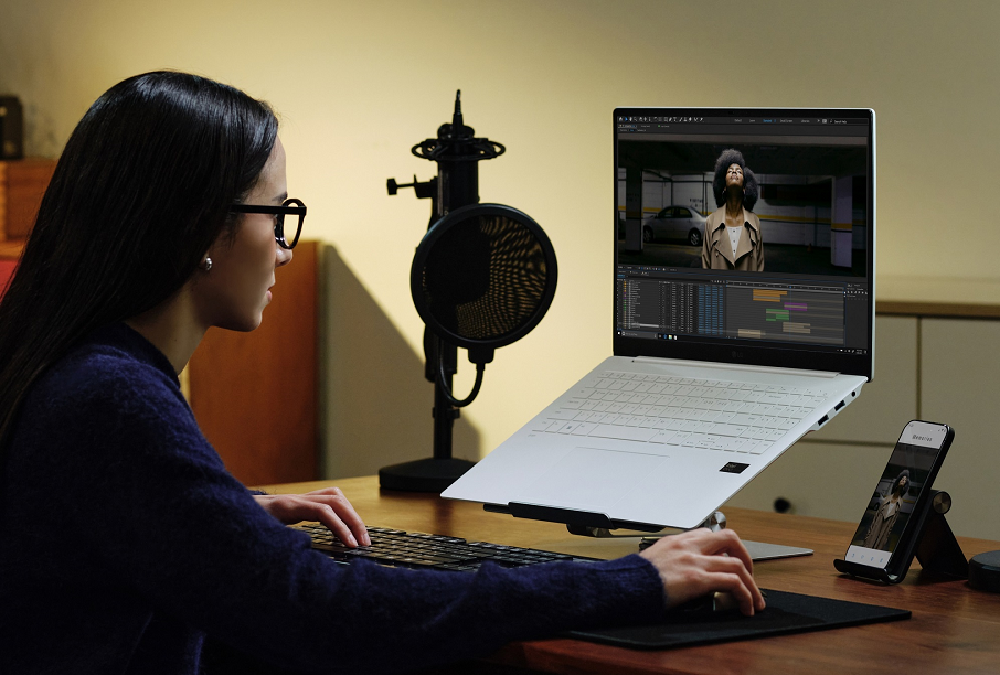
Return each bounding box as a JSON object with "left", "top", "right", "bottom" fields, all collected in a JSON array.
[
  {"left": 701, "top": 148, "right": 764, "bottom": 271},
  {"left": 0, "top": 72, "right": 763, "bottom": 674},
  {"left": 862, "top": 470, "right": 910, "bottom": 550}
]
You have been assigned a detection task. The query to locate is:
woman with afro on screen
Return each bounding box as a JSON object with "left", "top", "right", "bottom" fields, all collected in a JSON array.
[{"left": 702, "top": 148, "right": 764, "bottom": 271}]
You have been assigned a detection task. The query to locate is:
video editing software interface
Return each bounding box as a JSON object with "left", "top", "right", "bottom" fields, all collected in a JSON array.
[{"left": 615, "top": 110, "right": 872, "bottom": 359}]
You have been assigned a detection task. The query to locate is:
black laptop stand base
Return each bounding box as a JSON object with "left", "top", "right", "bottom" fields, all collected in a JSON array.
[{"left": 484, "top": 504, "right": 815, "bottom": 560}]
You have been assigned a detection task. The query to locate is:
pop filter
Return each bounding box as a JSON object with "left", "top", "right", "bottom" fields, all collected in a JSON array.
[{"left": 412, "top": 203, "right": 557, "bottom": 373}]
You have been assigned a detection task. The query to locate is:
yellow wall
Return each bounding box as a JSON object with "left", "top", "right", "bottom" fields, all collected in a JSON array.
[{"left": 2, "top": 0, "right": 999, "bottom": 468}]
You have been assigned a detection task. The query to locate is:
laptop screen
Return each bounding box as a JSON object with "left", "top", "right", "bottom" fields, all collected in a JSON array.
[{"left": 613, "top": 108, "right": 874, "bottom": 379}]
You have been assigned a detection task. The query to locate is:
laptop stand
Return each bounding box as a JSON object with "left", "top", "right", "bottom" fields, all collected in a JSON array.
[{"left": 486, "top": 504, "right": 813, "bottom": 560}]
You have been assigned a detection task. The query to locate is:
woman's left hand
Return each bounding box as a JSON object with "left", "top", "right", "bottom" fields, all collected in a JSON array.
[{"left": 254, "top": 487, "right": 371, "bottom": 547}]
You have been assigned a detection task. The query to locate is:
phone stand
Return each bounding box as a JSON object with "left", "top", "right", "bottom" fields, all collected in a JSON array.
[{"left": 834, "top": 490, "right": 968, "bottom": 584}]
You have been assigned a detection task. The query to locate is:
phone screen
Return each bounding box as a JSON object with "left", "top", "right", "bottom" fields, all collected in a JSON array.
[{"left": 844, "top": 421, "right": 950, "bottom": 569}]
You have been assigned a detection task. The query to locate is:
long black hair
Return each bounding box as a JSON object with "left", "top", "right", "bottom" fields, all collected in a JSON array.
[
  {"left": 0, "top": 71, "right": 278, "bottom": 458},
  {"left": 712, "top": 148, "right": 759, "bottom": 211}
]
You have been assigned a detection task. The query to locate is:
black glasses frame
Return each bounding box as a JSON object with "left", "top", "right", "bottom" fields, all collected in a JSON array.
[{"left": 229, "top": 198, "right": 307, "bottom": 249}]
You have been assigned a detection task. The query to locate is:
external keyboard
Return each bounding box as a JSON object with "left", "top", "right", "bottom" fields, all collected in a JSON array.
[
  {"left": 531, "top": 371, "right": 828, "bottom": 454},
  {"left": 296, "top": 524, "right": 596, "bottom": 571}
]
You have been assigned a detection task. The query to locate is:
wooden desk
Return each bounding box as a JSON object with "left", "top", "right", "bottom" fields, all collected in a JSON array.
[{"left": 257, "top": 475, "right": 1000, "bottom": 675}]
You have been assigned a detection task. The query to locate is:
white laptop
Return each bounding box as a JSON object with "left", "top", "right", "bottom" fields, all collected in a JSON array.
[{"left": 443, "top": 108, "right": 876, "bottom": 531}]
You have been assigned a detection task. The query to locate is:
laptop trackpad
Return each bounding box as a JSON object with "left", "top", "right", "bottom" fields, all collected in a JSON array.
[{"left": 513, "top": 446, "right": 667, "bottom": 514}]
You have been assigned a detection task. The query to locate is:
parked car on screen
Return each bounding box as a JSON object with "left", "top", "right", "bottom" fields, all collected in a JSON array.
[{"left": 643, "top": 206, "right": 706, "bottom": 246}]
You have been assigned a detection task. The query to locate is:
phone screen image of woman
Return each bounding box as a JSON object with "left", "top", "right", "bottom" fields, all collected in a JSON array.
[{"left": 844, "top": 422, "right": 949, "bottom": 569}]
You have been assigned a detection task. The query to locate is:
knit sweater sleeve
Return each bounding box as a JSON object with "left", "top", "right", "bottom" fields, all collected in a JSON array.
[{"left": 13, "top": 337, "right": 665, "bottom": 674}]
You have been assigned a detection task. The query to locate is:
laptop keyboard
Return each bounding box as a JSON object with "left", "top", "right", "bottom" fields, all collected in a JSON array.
[
  {"left": 296, "top": 524, "right": 596, "bottom": 570},
  {"left": 531, "top": 371, "right": 829, "bottom": 455}
]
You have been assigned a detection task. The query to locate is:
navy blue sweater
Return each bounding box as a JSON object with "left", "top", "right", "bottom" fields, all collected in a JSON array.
[{"left": 0, "top": 323, "right": 665, "bottom": 674}]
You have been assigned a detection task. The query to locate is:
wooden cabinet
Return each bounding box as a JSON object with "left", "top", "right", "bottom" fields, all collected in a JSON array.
[
  {"left": 921, "top": 319, "right": 1000, "bottom": 540},
  {"left": 187, "top": 240, "right": 320, "bottom": 486},
  {"left": 0, "top": 159, "right": 56, "bottom": 289},
  {"left": 726, "top": 286, "right": 1000, "bottom": 541}
]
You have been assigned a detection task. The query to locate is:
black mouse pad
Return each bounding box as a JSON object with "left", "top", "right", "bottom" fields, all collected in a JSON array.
[{"left": 566, "top": 588, "right": 911, "bottom": 649}]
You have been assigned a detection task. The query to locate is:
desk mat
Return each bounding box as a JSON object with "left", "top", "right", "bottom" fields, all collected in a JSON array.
[{"left": 566, "top": 588, "right": 911, "bottom": 650}]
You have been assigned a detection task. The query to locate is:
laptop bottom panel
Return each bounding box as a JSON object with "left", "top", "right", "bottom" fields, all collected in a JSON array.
[{"left": 442, "top": 356, "right": 866, "bottom": 530}]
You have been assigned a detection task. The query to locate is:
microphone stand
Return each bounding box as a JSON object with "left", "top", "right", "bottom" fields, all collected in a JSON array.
[{"left": 381, "top": 91, "right": 504, "bottom": 492}]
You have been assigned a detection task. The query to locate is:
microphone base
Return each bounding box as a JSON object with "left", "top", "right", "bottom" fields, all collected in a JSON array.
[{"left": 379, "top": 457, "right": 476, "bottom": 493}]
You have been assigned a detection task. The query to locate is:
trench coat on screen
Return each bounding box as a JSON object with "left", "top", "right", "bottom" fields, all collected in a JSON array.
[{"left": 701, "top": 206, "right": 764, "bottom": 271}]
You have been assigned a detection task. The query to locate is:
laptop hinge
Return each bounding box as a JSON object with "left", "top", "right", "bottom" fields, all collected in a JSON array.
[{"left": 631, "top": 356, "right": 841, "bottom": 379}]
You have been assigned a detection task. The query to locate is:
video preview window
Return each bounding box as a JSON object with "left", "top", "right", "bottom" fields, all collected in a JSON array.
[{"left": 617, "top": 139, "right": 868, "bottom": 278}]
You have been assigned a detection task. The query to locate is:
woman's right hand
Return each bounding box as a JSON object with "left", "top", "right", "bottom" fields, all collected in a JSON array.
[{"left": 638, "top": 528, "right": 766, "bottom": 616}]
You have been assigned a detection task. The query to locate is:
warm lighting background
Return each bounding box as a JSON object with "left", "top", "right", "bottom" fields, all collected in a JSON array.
[{"left": 2, "top": 0, "right": 996, "bottom": 477}]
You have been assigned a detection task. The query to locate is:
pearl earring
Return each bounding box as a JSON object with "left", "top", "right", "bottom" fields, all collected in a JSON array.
[{"left": 201, "top": 256, "right": 213, "bottom": 272}]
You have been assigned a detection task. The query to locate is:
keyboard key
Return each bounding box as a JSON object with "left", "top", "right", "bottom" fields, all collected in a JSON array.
[
  {"left": 706, "top": 437, "right": 728, "bottom": 451},
  {"left": 720, "top": 438, "right": 745, "bottom": 452},
  {"left": 529, "top": 418, "right": 559, "bottom": 432},
  {"left": 588, "top": 425, "right": 658, "bottom": 442}
]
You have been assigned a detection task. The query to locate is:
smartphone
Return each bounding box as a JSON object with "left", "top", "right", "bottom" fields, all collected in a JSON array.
[{"left": 840, "top": 420, "right": 954, "bottom": 581}]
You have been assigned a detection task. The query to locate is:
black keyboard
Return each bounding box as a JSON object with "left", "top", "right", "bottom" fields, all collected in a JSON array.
[{"left": 295, "top": 524, "right": 596, "bottom": 571}]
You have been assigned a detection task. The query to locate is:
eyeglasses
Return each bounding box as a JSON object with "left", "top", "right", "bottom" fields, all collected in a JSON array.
[{"left": 229, "top": 198, "right": 307, "bottom": 249}]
